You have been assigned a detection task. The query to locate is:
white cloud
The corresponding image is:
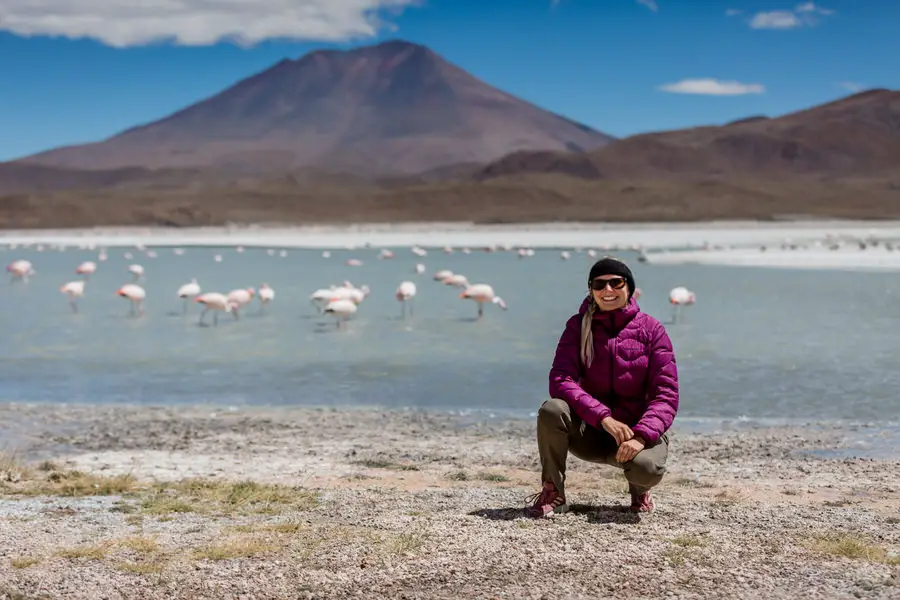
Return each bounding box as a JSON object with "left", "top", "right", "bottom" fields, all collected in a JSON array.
[
  {"left": 637, "top": 0, "right": 658, "bottom": 11},
  {"left": 658, "top": 78, "right": 766, "bottom": 96},
  {"left": 0, "top": 0, "right": 422, "bottom": 47},
  {"left": 748, "top": 3, "right": 833, "bottom": 29},
  {"left": 835, "top": 81, "right": 863, "bottom": 92},
  {"left": 725, "top": 9, "right": 742, "bottom": 16},
  {"left": 796, "top": 2, "right": 833, "bottom": 15},
  {"left": 750, "top": 10, "right": 803, "bottom": 29}
]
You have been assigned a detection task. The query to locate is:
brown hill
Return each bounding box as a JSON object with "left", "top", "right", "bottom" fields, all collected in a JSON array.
[
  {"left": 3, "top": 90, "right": 900, "bottom": 228},
  {"left": 476, "top": 89, "right": 900, "bottom": 180},
  {"left": 13, "top": 40, "right": 613, "bottom": 176}
]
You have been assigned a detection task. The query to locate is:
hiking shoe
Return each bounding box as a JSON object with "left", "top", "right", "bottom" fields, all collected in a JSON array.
[
  {"left": 629, "top": 484, "right": 654, "bottom": 513},
  {"left": 525, "top": 482, "right": 568, "bottom": 518}
]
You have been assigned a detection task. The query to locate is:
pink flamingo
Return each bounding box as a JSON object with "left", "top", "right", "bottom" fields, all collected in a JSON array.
[
  {"left": 395, "top": 281, "right": 417, "bottom": 318},
  {"left": 75, "top": 261, "right": 96, "bottom": 279},
  {"left": 60, "top": 280, "right": 86, "bottom": 313},
  {"left": 258, "top": 283, "right": 275, "bottom": 312},
  {"left": 460, "top": 284, "right": 507, "bottom": 319},
  {"left": 6, "top": 259, "right": 34, "bottom": 283},
  {"left": 195, "top": 292, "right": 236, "bottom": 326},
  {"left": 117, "top": 284, "right": 146, "bottom": 317},
  {"left": 668, "top": 286, "right": 696, "bottom": 323}
]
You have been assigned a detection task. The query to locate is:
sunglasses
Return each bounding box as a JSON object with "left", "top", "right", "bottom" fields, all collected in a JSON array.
[{"left": 591, "top": 277, "right": 627, "bottom": 291}]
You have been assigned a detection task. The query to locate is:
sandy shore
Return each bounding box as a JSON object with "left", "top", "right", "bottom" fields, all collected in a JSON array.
[
  {"left": 3, "top": 219, "right": 900, "bottom": 251},
  {"left": 0, "top": 403, "right": 897, "bottom": 599}
]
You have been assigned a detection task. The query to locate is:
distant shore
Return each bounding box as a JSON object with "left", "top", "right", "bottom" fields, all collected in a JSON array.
[
  {"left": 3, "top": 219, "right": 900, "bottom": 252},
  {"left": 1, "top": 402, "right": 898, "bottom": 599}
]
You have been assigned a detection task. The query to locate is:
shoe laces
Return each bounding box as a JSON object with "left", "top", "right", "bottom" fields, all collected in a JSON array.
[{"left": 525, "top": 482, "right": 560, "bottom": 506}]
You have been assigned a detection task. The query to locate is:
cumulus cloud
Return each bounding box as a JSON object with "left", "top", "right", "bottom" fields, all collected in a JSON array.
[
  {"left": 637, "top": 0, "right": 658, "bottom": 11},
  {"left": 0, "top": 0, "right": 421, "bottom": 47},
  {"left": 748, "top": 3, "right": 833, "bottom": 29},
  {"left": 658, "top": 78, "right": 766, "bottom": 96}
]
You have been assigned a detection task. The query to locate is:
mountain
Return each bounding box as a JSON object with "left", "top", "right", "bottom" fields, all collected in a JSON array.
[
  {"left": 4, "top": 89, "right": 900, "bottom": 228},
  {"left": 13, "top": 40, "right": 614, "bottom": 176},
  {"left": 475, "top": 89, "right": 900, "bottom": 180}
]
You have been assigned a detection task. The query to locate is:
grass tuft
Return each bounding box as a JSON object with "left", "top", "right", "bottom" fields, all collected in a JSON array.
[
  {"left": 10, "top": 557, "right": 41, "bottom": 569},
  {"left": 140, "top": 478, "right": 319, "bottom": 516},
  {"left": 475, "top": 472, "right": 510, "bottom": 482},
  {"left": 808, "top": 534, "right": 900, "bottom": 565},
  {"left": 57, "top": 541, "right": 114, "bottom": 561},
  {"left": 351, "top": 458, "right": 420, "bottom": 471},
  {"left": 388, "top": 532, "right": 427, "bottom": 556},
  {"left": 193, "top": 538, "right": 280, "bottom": 561},
  {"left": 669, "top": 534, "right": 707, "bottom": 548}
]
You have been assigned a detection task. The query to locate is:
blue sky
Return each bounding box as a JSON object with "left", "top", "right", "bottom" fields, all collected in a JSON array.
[{"left": 0, "top": 0, "right": 896, "bottom": 162}]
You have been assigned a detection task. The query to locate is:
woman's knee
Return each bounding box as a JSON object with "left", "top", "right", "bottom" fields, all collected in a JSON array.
[
  {"left": 538, "top": 398, "right": 570, "bottom": 424},
  {"left": 626, "top": 453, "right": 667, "bottom": 487}
]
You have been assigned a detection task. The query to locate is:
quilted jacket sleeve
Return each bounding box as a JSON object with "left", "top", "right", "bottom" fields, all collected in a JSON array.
[
  {"left": 632, "top": 320, "right": 679, "bottom": 445},
  {"left": 549, "top": 314, "right": 613, "bottom": 428}
]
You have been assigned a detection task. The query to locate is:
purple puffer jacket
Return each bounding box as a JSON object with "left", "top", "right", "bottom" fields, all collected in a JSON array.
[{"left": 548, "top": 296, "right": 678, "bottom": 444}]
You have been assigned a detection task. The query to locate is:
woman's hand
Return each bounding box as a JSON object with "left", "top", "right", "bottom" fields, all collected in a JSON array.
[
  {"left": 615, "top": 437, "right": 645, "bottom": 463},
  {"left": 601, "top": 417, "right": 634, "bottom": 445}
]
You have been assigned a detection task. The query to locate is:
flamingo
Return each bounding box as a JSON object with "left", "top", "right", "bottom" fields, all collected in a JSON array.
[
  {"left": 379, "top": 249, "right": 395, "bottom": 259},
  {"left": 310, "top": 287, "right": 338, "bottom": 312},
  {"left": 414, "top": 263, "right": 426, "bottom": 274},
  {"left": 195, "top": 292, "right": 236, "bottom": 327},
  {"left": 75, "top": 261, "right": 96, "bottom": 279},
  {"left": 6, "top": 260, "right": 34, "bottom": 283},
  {"left": 669, "top": 286, "right": 696, "bottom": 323},
  {"left": 258, "top": 283, "right": 275, "bottom": 312},
  {"left": 117, "top": 284, "right": 146, "bottom": 317},
  {"left": 412, "top": 246, "right": 427, "bottom": 257},
  {"left": 60, "top": 280, "right": 85, "bottom": 313},
  {"left": 346, "top": 258, "right": 363, "bottom": 267},
  {"left": 310, "top": 283, "right": 368, "bottom": 312},
  {"left": 560, "top": 251, "right": 571, "bottom": 260},
  {"left": 433, "top": 269, "right": 453, "bottom": 281},
  {"left": 460, "top": 284, "right": 507, "bottom": 319},
  {"left": 226, "top": 288, "right": 255, "bottom": 319},
  {"left": 176, "top": 278, "right": 201, "bottom": 315},
  {"left": 128, "top": 264, "right": 144, "bottom": 281},
  {"left": 443, "top": 273, "right": 469, "bottom": 289},
  {"left": 324, "top": 298, "right": 358, "bottom": 328},
  {"left": 395, "top": 281, "right": 417, "bottom": 318}
]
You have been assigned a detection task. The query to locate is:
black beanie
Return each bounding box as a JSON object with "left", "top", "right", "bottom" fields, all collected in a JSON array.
[{"left": 588, "top": 257, "right": 636, "bottom": 299}]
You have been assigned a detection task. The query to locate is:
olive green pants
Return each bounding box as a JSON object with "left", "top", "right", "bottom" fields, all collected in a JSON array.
[{"left": 537, "top": 398, "right": 669, "bottom": 499}]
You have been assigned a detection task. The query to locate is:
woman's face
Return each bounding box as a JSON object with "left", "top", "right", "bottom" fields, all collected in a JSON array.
[{"left": 590, "top": 275, "right": 629, "bottom": 311}]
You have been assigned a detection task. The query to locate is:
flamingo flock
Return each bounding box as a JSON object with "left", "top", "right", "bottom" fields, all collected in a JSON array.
[{"left": 3, "top": 242, "right": 703, "bottom": 330}]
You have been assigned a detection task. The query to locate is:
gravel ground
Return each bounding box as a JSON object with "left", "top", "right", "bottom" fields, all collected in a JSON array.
[{"left": 0, "top": 403, "right": 897, "bottom": 600}]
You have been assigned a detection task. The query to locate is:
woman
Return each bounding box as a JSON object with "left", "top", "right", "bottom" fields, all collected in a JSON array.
[{"left": 527, "top": 257, "right": 678, "bottom": 517}]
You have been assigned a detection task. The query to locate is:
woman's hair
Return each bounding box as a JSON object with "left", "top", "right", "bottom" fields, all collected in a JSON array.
[{"left": 581, "top": 295, "right": 597, "bottom": 368}]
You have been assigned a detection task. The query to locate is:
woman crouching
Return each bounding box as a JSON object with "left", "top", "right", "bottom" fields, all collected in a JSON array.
[{"left": 527, "top": 257, "right": 679, "bottom": 517}]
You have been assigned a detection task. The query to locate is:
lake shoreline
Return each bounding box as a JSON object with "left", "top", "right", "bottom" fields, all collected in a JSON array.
[
  {"left": 3, "top": 218, "right": 900, "bottom": 251},
  {"left": 1, "top": 402, "right": 898, "bottom": 599}
]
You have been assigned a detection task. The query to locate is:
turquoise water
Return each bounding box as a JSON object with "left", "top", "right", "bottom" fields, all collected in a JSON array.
[{"left": 2, "top": 245, "right": 899, "bottom": 436}]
